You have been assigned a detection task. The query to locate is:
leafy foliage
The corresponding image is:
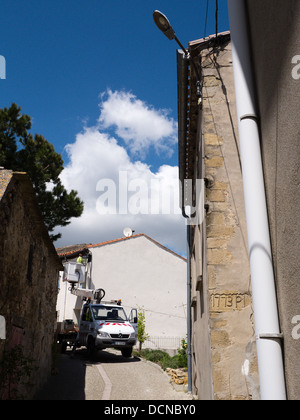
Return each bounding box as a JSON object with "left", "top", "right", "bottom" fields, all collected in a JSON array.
[
  {"left": 0, "top": 103, "right": 84, "bottom": 241},
  {"left": 137, "top": 306, "right": 149, "bottom": 352},
  {"left": 136, "top": 339, "right": 188, "bottom": 370}
]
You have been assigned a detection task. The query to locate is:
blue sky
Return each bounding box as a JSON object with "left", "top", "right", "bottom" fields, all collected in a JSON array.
[{"left": 0, "top": 0, "right": 229, "bottom": 254}]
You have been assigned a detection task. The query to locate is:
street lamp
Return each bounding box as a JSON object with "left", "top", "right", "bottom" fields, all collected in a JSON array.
[
  {"left": 153, "top": 10, "right": 201, "bottom": 98},
  {"left": 153, "top": 10, "right": 188, "bottom": 55}
]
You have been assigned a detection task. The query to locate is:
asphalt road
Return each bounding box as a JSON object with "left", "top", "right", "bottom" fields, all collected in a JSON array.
[{"left": 34, "top": 348, "right": 193, "bottom": 401}]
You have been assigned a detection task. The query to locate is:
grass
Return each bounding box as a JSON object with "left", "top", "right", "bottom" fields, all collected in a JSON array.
[{"left": 134, "top": 348, "right": 187, "bottom": 371}]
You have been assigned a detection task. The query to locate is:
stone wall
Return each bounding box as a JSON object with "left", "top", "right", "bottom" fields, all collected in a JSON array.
[
  {"left": 0, "top": 171, "right": 61, "bottom": 399},
  {"left": 189, "top": 41, "right": 260, "bottom": 399}
]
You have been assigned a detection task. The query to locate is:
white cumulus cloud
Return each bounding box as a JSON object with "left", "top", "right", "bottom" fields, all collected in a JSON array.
[
  {"left": 98, "top": 89, "right": 178, "bottom": 158},
  {"left": 55, "top": 91, "right": 186, "bottom": 256}
]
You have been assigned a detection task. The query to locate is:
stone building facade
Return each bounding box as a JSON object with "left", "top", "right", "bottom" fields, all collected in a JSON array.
[
  {"left": 0, "top": 170, "right": 62, "bottom": 399},
  {"left": 177, "top": 33, "right": 260, "bottom": 399}
]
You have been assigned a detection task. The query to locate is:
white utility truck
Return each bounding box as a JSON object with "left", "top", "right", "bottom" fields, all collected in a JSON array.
[{"left": 73, "top": 288, "right": 138, "bottom": 358}]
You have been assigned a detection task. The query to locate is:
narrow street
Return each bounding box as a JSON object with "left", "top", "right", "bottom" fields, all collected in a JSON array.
[{"left": 34, "top": 348, "right": 193, "bottom": 401}]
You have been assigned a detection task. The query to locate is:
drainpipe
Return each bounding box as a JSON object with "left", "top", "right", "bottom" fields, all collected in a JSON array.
[
  {"left": 178, "top": 48, "right": 193, "bottom": 395},
  {"left": 228, "top": 0, "right": 286, "bottom": 400},
  {"left": 186, "top": 222, "right": 192, "bottom": 394}
]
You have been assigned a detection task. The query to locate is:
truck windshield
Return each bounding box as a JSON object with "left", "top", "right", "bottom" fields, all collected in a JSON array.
[{"left": 91, "top": 305, "right": 128, "bottom": 322}]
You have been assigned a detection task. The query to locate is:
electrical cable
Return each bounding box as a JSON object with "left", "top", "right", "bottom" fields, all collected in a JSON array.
[
  {"left": 204, "top": 0, "right": 210, "bottom": 38},
  {"left": 215, "top": 0, "right": 219, "bottom": 38}
]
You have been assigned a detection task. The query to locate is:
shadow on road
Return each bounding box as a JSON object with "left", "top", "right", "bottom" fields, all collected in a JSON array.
[
  {"left": 82, "top": 348, "right": 141, "bottom": 364},
  {"left": 34, "top": 348, "right": 140, "bottom": 400}
]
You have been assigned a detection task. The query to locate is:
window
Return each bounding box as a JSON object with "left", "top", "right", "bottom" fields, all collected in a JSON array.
[{"left": 91, "top": 305, "right": 127, "bottom": 322}]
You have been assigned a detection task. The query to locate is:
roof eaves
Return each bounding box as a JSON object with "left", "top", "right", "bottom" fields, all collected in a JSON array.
[
  {"left": 57, "top": 234, "right": 186, "bottom": 262},
  {"left": 88, "top": 233, "right": 187, "bottom": 262},
  {"left": 142, "top": 234, "right": 187, "bottom": 262},
  {"left": 189, "top": 31, "right": 231, "bottom": 49},
  {"left": 57, "top": 246, "right": 90, "bottom": 259},
  {"left": 177, "top": 31, "right": 231, "bottom": 188},
  {"left": 87, "top": 233, "right": 145, "bottom": 250}
]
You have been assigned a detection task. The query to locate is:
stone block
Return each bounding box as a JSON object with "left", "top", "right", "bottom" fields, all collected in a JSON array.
[
  {"left": 206, "top": 189, "right": 226, "bottom": 202},
  {"left": 207, "top": 249, "right": 233, "bottom": 265},
  {"left": 207, "top": 224, "right": 234, "bottom": 239},
  {"left": 211, "top": 330, "right": 231, "bottom": 348},
  {"left": 204, "top": 133, "right": 224, "bottom": 146},
  {"left": 207, "top": 237, "right": 228, "bottom": 249},
  {"left": 207, "top": 212, "right": 226, "bottom": 226},
  {"left": 205, "top": 156, "right": 224, "bottom": 168},
  {"left": 203, "top": 75, "right": 221, "bottom": 87}
]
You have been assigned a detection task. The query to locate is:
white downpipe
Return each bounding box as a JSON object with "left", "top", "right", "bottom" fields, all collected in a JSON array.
[{"left": 228, "top": 0, "right": 286, "bottom": 400}]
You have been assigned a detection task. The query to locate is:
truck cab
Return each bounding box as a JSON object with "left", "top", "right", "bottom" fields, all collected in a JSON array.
[{"left": 78, "top": 300, "right": 138, "bottom": 358}]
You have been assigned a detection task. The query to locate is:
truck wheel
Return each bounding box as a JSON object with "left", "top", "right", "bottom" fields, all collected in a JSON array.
[
  {"left": 121, "top": 347, "right": 133, "bottom": 358},
  {"left": 87, "top": 337, "right": 97, "bottom": 360}
]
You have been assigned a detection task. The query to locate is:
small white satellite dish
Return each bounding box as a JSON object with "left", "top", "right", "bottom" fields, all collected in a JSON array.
[{"left": 123, "top": 227, "right": 133, "bottom": 237}]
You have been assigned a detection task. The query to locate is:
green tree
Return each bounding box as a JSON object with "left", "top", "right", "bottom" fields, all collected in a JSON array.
[
  {"left": 137, "top": 306, "right": 149, "bottom": 353},
  {"left": 0, "top": 103, "right": 84, "bottom": 241}
]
